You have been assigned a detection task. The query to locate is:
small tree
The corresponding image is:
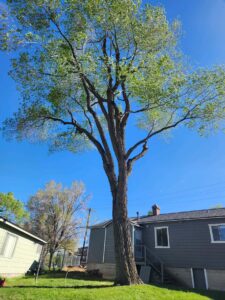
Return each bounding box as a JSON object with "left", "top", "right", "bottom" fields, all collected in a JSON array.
[
  {"left": 27, "top": 181, "right": 88, "bottom": 269},
  {"left": 0, "top": 192, "right": 29, "bottom": 223},
  {"left": 1, "top": 0, "right": 225, "bottom": 284}
]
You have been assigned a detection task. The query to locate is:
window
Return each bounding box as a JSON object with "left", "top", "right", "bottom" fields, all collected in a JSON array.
[
  {"left": 0, "top": 233, "right": 18, "bottom": 258},
  {"left": 209, "top": 224, "right": 225, "bottom": 243},
  {"left": 155, "top": 227, "right": 170, "bottom": 248}
]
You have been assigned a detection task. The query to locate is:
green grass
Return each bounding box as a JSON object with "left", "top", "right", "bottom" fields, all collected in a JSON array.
[{"left": 0, "top": 272, "right": 224, "bottom": 300}]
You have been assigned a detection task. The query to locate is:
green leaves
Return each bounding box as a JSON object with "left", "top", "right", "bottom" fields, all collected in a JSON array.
[
  {"left": 0, "top": 192, "right": 29, "bottom": 223},
  {"left": 1, "top": 0, "right": 225, "bottom": 157}
]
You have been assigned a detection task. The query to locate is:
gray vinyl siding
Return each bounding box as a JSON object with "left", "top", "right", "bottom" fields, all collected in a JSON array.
[
  {"left": 88, "top": 228, "right": 105, "bottom": 263},
  {"left": 142, "top": 217, "right": 225, "bottom": 269},
  {"left": 88, "top": 223, "right": 135, "bottom": 264},
  {"left": 104, "top": 223, "right": 115, "bottom": 263}
]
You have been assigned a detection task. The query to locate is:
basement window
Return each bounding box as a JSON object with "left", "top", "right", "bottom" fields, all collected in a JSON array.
[
  {"left": 209, "top": 224, "right": 225, "bottom": 243},
  {"left": 155, "top": 226, "right": 170, "bottom": 248}
]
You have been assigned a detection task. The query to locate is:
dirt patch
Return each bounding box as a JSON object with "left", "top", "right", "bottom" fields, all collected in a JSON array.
[{"left": 62, "top": 266, "right": 86, "bottom": 272}]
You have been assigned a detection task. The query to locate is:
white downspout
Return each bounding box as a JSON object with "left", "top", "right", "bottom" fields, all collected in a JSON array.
[{"left": 102, "top": 227, "right": 107, "bottom": 263}]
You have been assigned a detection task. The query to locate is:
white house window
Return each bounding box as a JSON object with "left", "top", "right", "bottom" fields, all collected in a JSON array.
[
  {"left": 155, "top": 227, "right": 170, "bottom": 248},
  {"left": 209, "top": 224, "right": 225, "bottom": 243},
  {"left": 0, "top": 233, "right": 18, "bottom": 258}
]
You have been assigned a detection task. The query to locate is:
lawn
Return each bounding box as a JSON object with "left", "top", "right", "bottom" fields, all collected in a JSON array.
[{"left": 0, "top": 272, "right": 224, "bottom": 300}]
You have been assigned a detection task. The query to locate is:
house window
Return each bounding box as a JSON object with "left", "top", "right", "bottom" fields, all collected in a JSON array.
[
  {"left": 155, "top": 226, "right": 170, "bottom": 248},
  {"left": 209, "top": 224, "right": 225, "bottom": 243},
  {"left": 0, "top": 233, "right": 18, "bottom": 258}
]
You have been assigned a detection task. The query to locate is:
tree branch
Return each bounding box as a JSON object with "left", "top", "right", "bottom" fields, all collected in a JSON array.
[{"left": 127, "top": 142, "right": 148, "bottom": 175}]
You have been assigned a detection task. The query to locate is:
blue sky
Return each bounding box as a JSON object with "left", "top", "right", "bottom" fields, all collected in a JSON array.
[{"left": 1, "top": 0, "right": 225, "bottom": 225}]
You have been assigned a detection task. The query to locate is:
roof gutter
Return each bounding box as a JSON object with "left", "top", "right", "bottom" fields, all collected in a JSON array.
[
  {"left": 138, "top": 215, "right": 225, "bottom": 225},
  {"left": 0, "top": 217, "right": 46, "bottom": 244}
]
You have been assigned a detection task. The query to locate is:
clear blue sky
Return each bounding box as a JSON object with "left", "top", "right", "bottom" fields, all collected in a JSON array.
[{"left": 1, "top": 0, "right": 225, "bottom": 224}]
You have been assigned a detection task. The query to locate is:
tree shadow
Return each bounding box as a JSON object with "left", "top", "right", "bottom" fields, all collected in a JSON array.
[
  {"left": 26, "top": 271, "right": 111, "bottom": 283},
  {"left": 155, "top": 283, "right": 225, "bottom": 300},
  {"left": 5, "top": 284, "right": 113, "bottom": 289}
]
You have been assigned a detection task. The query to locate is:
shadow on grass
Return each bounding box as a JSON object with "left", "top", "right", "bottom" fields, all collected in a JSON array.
[
  {"left": 5, "top": 284, "right": 113, "bottom": 289},
  {"left": 25, "top": 271, "right": 112, "bottom": 283},
  {"left": 155, "top": 283, "right": 225, "bottom": 300}
]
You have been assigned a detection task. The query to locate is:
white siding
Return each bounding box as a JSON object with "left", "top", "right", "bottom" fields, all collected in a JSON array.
[{"left": 0, "top": 227, "right": 42, "bottom": 277}]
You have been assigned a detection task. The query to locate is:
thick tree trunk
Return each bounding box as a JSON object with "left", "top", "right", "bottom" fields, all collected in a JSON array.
[{"left": 112, "top": 159, "right": 142, "bottom": 285}]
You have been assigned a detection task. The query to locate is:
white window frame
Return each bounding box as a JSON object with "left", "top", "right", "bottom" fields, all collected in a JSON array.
[
  {"left": 209, "top": 223, "right": 225, "bottom": 243},
  {"left": 154, "top": 226, "right": 170, "bottom": 248},
  {"left": 190, "top": 268, "right": 195, "bottom": 288},
  {"left": 191, "top": 268, "right": 208, "bottom": 290},
  {"left": 204, "top": 269, "right": 208, "bottom": 290},
  {"left": 0, "top": 232, "right": 18, "bottom": 258}
]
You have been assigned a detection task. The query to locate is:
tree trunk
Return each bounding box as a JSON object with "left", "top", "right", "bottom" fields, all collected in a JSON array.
[
  {"left": 48, "top": 251, "right": 54, "bottom": 270},
  {"left": 112, "top": 159, "right": 142, "bottom": 285}
]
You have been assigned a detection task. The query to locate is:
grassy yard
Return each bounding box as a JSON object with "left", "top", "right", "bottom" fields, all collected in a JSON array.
[{"left": 0, "top": 272, "right": 224, "bottom": 300}]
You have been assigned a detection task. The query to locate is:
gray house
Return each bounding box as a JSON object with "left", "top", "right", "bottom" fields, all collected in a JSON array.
[
  {"left": 0, "top": 216, "right": 46, "bottom": 277},
  {"left": 87, "top": 205, "right": 225, "bottom": 291}
]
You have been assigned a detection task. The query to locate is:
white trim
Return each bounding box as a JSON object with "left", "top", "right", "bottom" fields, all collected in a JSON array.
[
  {"left": 208, "top": 223, "right": 225, "bottom": 243},
  {"left": 132, "top": 225, "right": 135, "bottom": 251},
  {"left": 204, "top": 269, "right": 208, "bottom": 290},
  {"left": 190, "top": 268, "right": 195, "bottom": 288},
  {"left": 154, "top": 226, "right": 170, "bottom": 248},
  {"left": 0, "top": 218, "right": 46, "bottom": 244},
  {"left": 102, "top": 227, "right": 107, "bottom": 263}
]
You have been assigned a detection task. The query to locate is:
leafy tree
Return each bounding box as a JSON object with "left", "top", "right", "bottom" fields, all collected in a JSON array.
[
  {"left": 211, "top": 204, "right": 224, "bottom": 209},
  {"left": 26, "top": 181, "right": 88, "bottom": 269},
  {"left": 1, "top": 0, "right": 225, "bottom": 284},
  {"left": 0, "top": 192, "right": 29, "bottom": 223}
]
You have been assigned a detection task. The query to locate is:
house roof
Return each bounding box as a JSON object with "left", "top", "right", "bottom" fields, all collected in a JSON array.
[
  {"left": 89, "top": 218, "right": 139, "bottom": 229},
  {"left": 90, "top": 208, "right": 225, "bottom": 228},
  {"left": 0, "top": 217, "right": 46, "bottom": 244},
  {"left": 137, "top": 208, "right": 225, "bottom": 224}
]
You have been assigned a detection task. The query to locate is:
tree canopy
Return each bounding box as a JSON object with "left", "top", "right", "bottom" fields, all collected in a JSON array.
[
  {"left": 1, "top": 0, "right": 225, "bottom": 158},
  {"left": 26, "top": 180, "right": 88, "bottom": 269},
  {"left": 0, "top": 192, "right": 29, "bottom": 223}
]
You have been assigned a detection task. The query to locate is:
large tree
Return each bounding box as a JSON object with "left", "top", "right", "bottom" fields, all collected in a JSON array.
[
  {"left": 26, "top": 180, "right": 88, "bottom": 269},
  {"left": 0, "top": 192, "right": 29, "bottom": 223},
  {"left": 1, "top": 0, "right": 225, "bottom": 284}
]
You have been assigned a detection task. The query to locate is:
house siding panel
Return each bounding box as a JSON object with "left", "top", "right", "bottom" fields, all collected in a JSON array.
[
  {"left": 142, "top": 218, "right": 225, "bottom": 269},
  {"left": 0, "top": 226, "right": 42, "bottom": 277},
  {"left": 88, "top": 223, "right": 135, "bottom": 266},
  {"left": 87, "top": 228, "right": 105, "bottom": 263},
  {"left": 104, "top": 223, "right": 115, "bottom": 264}
]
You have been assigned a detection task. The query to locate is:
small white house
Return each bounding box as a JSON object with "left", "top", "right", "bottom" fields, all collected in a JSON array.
[{"left": 0, "top": 216, "right": 46, "bottom": 277}]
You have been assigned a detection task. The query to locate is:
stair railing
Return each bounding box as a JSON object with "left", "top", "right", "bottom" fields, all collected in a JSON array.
[{"left": 134, "top": 244, "right": 164, "bottom": 283}]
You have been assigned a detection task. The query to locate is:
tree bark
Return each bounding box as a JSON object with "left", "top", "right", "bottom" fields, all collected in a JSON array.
[
  {"left": 111, "top": 159, "right": 142, "bottom": 285},
  {"left": 48, "top": 251, "right": 54, "bottom": 270}
]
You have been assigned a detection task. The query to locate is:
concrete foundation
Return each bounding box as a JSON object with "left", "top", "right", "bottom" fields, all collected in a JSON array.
[
  {"left": 87, "top": 263, "right": 116, "bottom": 280},
  {"left": 166, "top": 267, "right": 193, "bottom": 288}
]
